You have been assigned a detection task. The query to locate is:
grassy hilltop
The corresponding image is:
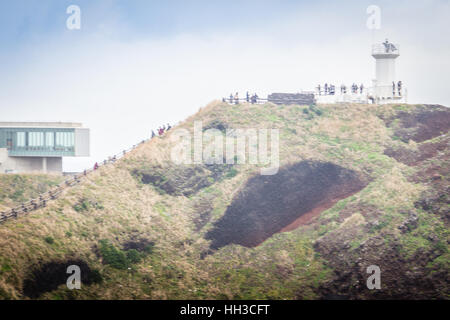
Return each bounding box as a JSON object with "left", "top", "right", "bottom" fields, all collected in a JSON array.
[{"left": 0, "top": 101, "right": 448, "bottom": 299}]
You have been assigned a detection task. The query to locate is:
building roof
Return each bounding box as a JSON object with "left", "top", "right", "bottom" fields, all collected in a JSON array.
[{"left": 0, "top": 122, "right": 83, "bottom": 128}]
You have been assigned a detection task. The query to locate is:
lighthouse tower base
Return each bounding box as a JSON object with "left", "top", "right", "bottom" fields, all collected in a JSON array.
[{"left": 370, "top": 41, "right": 406, "bottom": 104}]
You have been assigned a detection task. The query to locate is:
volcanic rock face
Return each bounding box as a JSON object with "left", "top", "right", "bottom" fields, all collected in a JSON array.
[
  {"left": 314, "top": 230, "right": 449, "bottom": 300},
  {"left": 205, "top": 161, "right": 368, "bottom": 249},
  {"left": 314, "top": 106, "right": 450, "bottom": 300}
]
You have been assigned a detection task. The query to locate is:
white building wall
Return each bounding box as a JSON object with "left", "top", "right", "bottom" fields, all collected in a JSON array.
[
  {"left": 374, "top": 58, "right": 397, "bottom": 98},
  {"left": 0, "top": 148, "right": 10, "bottom": 172},
  {"left": 75, "top": 128, "right": 90, "bottom": 157},
  {"left": 375, "top": 58, "right": 396, "bottom": 86},
  {"left": 0, "top": 148, "right": 62, "bottom": 174}
]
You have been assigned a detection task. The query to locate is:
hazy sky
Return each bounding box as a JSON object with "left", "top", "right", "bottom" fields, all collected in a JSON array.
[{"left": 1, "top": 0, "right": 449, "bottom": 171}]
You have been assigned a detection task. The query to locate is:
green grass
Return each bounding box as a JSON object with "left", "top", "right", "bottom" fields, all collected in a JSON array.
[
  {"left": 98, "top": 239, "right": 153, "bottom": 270},
  {"left": 44, "top": 236, "right": 55, "bottom": 245},
  {"left": 99, "top": 239, "right": 130, "bottom": 270}
]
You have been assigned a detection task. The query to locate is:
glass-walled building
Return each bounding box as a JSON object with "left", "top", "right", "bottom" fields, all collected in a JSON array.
[{"left": 0, "top": 122, "right": 89, "bottom": 174}]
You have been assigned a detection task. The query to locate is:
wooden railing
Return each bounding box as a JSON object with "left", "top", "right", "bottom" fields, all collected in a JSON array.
[
  {"left": 223, "top": 97, "right": 268, "bottom": 105},
  {"left": 0, "top": 138, "right": 151, "bottom": 224}
]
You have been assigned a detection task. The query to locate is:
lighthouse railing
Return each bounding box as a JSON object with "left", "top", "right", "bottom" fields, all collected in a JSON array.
[
  {"left": 366, "top": 84, "right": 406, "bottom": 103},
  {"left": 372, "top": 43, "right": 400, "bottom": 55}
]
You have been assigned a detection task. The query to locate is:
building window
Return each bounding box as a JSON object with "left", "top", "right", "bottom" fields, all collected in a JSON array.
[
  {"left": 29, "top": 132, "right": 44, "bottom": 147},
  {"left": 56, "top": 132, "right": 74, "bottom": 148},
  {"left": 16, "top": 132, "right": 26, "bottom": 147},
  {"left": 45, "top": 132, "right": 54, "bottom": 147}
]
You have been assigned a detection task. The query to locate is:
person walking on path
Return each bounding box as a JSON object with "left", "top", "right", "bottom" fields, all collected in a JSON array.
[{"left": 329, "top": 84, "right": 335, "bottom": 95}]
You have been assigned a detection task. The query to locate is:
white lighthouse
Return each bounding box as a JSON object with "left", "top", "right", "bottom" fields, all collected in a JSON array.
[{"left": 371, "top": 39, "right": 406, "bottom": 103}]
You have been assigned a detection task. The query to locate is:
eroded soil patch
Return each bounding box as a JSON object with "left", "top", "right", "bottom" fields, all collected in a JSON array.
[
  {"left": 132, "top": 163, "right": 234, "bottom": 196},
  {"left": 192, "top": 194, "right": 216, "bottom": 231},
  {"left": 380, "top": 105, "right": 450, "bottom": 143},
  {"left": 205, "top": 161, "right": 368, "bottom": 249},
  {"left": 123, "top": 238, "right": 155, "bottom": 252},
  {"left": 384, "top": 137, "right": 448, "bottom": 166},
  {"left": 412, "top": 138, "right": 450, "bottom": 225},
  {"left": 23, "top": 259, "right": 101, "bottom": 298},
  {"left": 203, "top": 120, "right": 228, "bottom": 133}
]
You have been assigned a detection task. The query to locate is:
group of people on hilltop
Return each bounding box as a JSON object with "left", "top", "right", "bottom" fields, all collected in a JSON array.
[
  {"left": 317, "top": 83, "right": 336, "bottom": 95},
  {"left": 317, "top": 83, "right": 364, "bottom": 95},
  {"left": 151, "top": 123, "right": 172, "bottom": 138},
  {"left": 223, "top": 91, "right": 259, "bottom": 104},
  {"left": 318, "top": 80, "right": 403, "bottom": 97},
  {"left": 350, "top": 83, "right": 364, "bottom": 94},
  {"left": 393, "top": 81, "right": 403, "bottom": 96},
  {"left": 90, "top": 123, "right": 172, "bottom": 172}
]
